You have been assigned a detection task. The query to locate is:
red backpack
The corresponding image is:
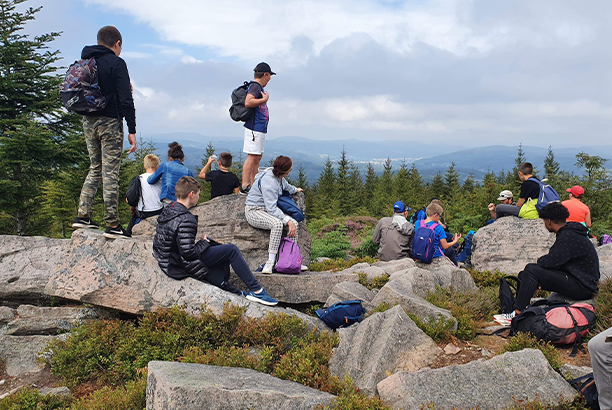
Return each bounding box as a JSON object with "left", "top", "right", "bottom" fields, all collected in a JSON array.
[{"left": 511, "top": 300, "right": 596, "bottom": 356}]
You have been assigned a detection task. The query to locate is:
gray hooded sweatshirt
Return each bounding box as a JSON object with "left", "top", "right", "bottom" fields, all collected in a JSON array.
[{"left": 372, "top": 214, "right": 414, "bottom": 262}]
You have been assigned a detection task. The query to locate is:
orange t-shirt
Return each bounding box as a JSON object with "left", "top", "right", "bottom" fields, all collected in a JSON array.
[{"left": 562, "top": 198, "right": 590, "bottom": 223}]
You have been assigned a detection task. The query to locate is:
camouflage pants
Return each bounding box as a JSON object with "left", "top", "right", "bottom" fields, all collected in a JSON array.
[{"left": 77, "top": 116, "right": 124, "bottom": 227}]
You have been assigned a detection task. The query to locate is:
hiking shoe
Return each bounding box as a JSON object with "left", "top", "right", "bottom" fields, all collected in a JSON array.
[
  {"left": 262, "top": 260, "right": 274, "bottom": 274},
  {"left": 246, "top": 288, "right": 278, "bottom": 306},
  {"left": 493, "top": 311, "right": 516, "bottom": 327},
  {"left": 239, "top": 184, "right": 251, "bottom": 195},
  {"left": 103, "top": 225, "right": 131, "bottom": 239},
  {"left": 301, "top": 265, "right": 308, "bottom": 271},
  {"left": 72, "top": 217, "right": 99, "bottom": 229}
]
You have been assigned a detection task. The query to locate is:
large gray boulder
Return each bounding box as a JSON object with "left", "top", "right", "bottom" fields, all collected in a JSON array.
[
  {"left": 377, "top": 349, "right": 577, "bottom": 409},
  {"left": 0, "top": 230, "right": 327, "bottom": 332},
  {"left": 0, "top": 335, "right": 57, "bottom": 377},
  {"left": 132, "top": 192, "right": 311, "bottom": 270},
  {"left": 0, "top": 305, "right": 102, "bottom": 336},
  {"left": 230, "top": 271, "right": 359, "bottom": 304},
  {"left": 329, "top": 305, "right": 441, "bottom": 396},
  {"left": 324, "top": 281, "right": 375, "bottom": 310},
  {"left": 597, "top": 243, "right": 612, "bottom": 281},
  {"left": 472, "top": 217, "right": 556, "bottom": 275},
  {"left": 146, "top": 361, "right": 335, "bottom": 410}
]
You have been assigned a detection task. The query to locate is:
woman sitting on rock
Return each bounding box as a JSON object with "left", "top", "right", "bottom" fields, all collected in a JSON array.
[
  {"left": 245, "top": 155, "right": 304, "bottom": 274},
  {"left": 148, "top": 141, "right": 194, "bottom": 205}
]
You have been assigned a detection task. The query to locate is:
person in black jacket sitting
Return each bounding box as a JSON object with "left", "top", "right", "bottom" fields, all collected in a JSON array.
[
  {"left": 493, "top": 202, "right": 600, "bottom": 326},
  {"left": 152, "top": 176, "right": 277, "bottom": 306}
]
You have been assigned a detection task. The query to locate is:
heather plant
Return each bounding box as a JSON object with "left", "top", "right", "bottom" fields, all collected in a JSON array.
[
  {"left": 407, "top": 314, "right": 456, "bottom": 343},
  {"left": 0, "top": 388, "right": 72, "bottom": 410},
  {"left": 502, "top": 333, "right": 563, "bottom": 372},
  {"left": 309, "top": 256, "right": 376, "bottom": 272}
]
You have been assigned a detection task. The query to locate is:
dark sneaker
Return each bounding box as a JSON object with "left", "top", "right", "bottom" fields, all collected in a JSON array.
[
  {"left": 246, "top": 288, "right": 278, "bottom": 306},
  {"left": 72, "top": 217, "right": 99, "bottom": 229},
  {"left": 239, "top": 184, "right": 251, "bottom": 195},
  {"left": 103, "top": 225, "right": 131, "bottom": 239}
]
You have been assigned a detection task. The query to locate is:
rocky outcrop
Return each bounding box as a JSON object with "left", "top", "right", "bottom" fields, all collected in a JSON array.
[
  {"left": 324, "top": 281, "right": 375, "bottom": 310},
  {"left": 377, "top": 349, "right": 577, "bottom": 409},
  {"left": 0, "top": 230, "right": 326, "bottom": 332},
  {"left": 329, "top": 305, "right": 441, "bottom": 396},
  {"left": 146, "top": 361, "right": 335, "bottom": 410},
  {"left": 132, "top": 192, "right": 311, "bottom": 269},
  {"left": 597, "top": 243, "right": 612, "bottom": 281},
  {"left": 0, "top": 305, "right": 103, "bottom": 336},
  {"left": 0, "top": 335, "right": 58, "bottom": 377},
  {"left": 472, "top": 217, "right": 556, "bottom": 274}
]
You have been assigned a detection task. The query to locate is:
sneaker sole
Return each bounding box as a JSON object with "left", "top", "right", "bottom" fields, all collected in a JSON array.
[
  {"left": 245, "top": 295, "right": 278, "bottom": 306},
  {"left": 72, "top": 223, "right": 98, "bottom": 229},
  {"left": 261, "top": 270, "right": 273, "bottom": 274},
  {"left": 102, "top": 233, "right": 130, "bottom": 239},
  {"left": 493, "top": 318, "right": 511, "bottom": 327}
]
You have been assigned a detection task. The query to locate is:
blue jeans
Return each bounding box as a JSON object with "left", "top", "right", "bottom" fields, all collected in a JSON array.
[{"left": 199, "top": 244, "right": 261, "bottom": 293}]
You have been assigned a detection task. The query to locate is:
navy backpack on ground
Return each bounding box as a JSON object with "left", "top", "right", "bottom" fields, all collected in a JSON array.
[
  {"left": 316, "top": 300, "right": 365, "bottom": 330},
  {"left": 528, "top": 177, "right": 560, "bottom": 212},
  {"left": 412, "top": 220, "right": 440, "bottom": 264},
  {"left": 569, "top": 373, "right": 600, "bottom": 410},
  {"left": 456, "top": 230, "right": 474, "bottom": 263}
]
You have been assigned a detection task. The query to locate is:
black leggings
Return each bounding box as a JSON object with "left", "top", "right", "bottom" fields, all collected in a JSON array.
[{"left": 515, "top": 263, "right": 594, "bottom": 311}]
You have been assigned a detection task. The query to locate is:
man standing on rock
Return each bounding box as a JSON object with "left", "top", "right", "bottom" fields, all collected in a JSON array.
[
  {"left": 372, "top": 201, "right": 414, "bottom": 262},
  {"left": 240, "top": 62, "right": 275, "bottom": 195},
  {"left": 493, "top": 202, "right": 599, "bottom": 326},
  {"left": 72, "top": 26, "right": 137, "bottom": 239}
]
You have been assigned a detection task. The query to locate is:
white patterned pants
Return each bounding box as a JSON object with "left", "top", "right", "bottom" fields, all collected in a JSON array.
[{"left": 245, "top": 205, "right": 298, "bottom": 254}]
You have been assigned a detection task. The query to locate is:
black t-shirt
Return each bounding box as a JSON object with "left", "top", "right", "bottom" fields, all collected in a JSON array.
[
  {"left": 205, "top": 170, "right": 240, "bottom": 199},
  {"left": 520, "top": 178, "right": 540, "bottom": 200}
]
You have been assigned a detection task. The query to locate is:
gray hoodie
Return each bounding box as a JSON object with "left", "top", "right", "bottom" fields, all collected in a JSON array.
[
  {"left": 372, "top": 214, "right": 414, "bottom": 262},
  {"left": 245, "top": 167, "right": 298, "bottom": 222}
]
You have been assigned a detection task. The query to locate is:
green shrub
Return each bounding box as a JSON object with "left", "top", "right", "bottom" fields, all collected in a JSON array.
[
  {"left": 502, "top": 333, "right": 563, "bottom": 372},
  {"left": 370, "top": 302, "right": 393, "bottom": 314},
  {"left": 70, "top": 377, "right": 146, "bottom": 410},
  {"left": 309, "top": 256, "right": 377, "bottom": 272},
  {"left": 323, "top": 376, "right": 391, "bottom": 410},
  {"left": 595, "top": 277, "right": 612, "bottom": 333},
  {"left": 0, "top": 388, "right": 73, "bottom": 410},
  {"left": 357, "top": 273, "right": 389, "bottom": 290},
  {"left": 310, "top": 230, "right": 352, "bottom": 260},
  {"left": 354, "top": 228, "right": 378, "bottom": 258},
  {"left": 501, "top": 396, "right": 587, "bottom": 410},
  {"left": 467, "top": 268, "right": 506, "bottom": 288},
  {"left": 407, "top": 313, "right": 456, "bottom": 344}
]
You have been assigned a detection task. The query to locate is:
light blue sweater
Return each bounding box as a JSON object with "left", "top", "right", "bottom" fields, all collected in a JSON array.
[{"left": 245, "top": 167, "right": 298, "bottom": 221}]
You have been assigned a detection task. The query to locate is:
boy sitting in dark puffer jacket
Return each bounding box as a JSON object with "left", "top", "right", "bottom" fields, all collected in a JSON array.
[{"left": 152, "top": 176, "right": 277, "bottom": 306}]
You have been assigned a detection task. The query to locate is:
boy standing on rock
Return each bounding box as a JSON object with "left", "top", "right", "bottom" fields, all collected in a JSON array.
[
  {"left": 153, "top": 176, "right": 278, "bottom": 306},
  {"left": 240, "top": 62, "right": 275, "bottom": 195},
  {"left": 72, "top": 26, "right": 137, "bottom": 239}
]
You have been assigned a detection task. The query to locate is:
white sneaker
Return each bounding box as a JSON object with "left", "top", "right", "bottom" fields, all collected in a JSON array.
[
  {"left": 493, "top": 311, "right": 516, "bottom": 327},
  {"left": 301, "top": 265, "right": 308, "bottom": 271},
  {"left": 262, "top": 261, "right": 274, "bottom": 274}
]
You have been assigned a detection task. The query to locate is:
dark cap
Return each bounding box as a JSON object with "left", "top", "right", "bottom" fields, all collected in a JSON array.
[{"left": 254, "top": 62, "right": 276, "bottom": 75}]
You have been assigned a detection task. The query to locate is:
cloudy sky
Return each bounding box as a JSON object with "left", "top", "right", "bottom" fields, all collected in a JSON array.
[{"left": 25, "top": 0, "right": 612, "bottom": 147}]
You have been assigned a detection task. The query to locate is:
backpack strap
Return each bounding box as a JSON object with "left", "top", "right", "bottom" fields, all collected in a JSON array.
[{"left": 564, "top": 306, "right": 586, "bottom": 357}]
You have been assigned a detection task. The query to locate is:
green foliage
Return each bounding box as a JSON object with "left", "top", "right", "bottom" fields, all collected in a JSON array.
[
  {"left": 357, "top": 273, "right": 390, "bottom": 290},
  {"left": 467, "top": 268, "right": 506, "bottom": 288},
  {"left": 407, "top": 313, "right": 456, "bottom": 343},
  {"left": 370, "top": 302, "right": 393, "bottom": 314},
  {"left": 323, "top": 376, "right": 391, "bottom": 410},
  {"left": 595, "top": 277, "right": 612, "bottom": 333},
  {"left": 354, "top": 228, "right": 378, "bottom": 258},
  {"left": 309, "top": 256, "right": 377, "bottom": 272},
  {"left": 0, "top": 388, "right": 72, "bottom": 410},
  {"left": 502, "top": 333, "right": 563, "bottom": 372},
  {"left": 501, "top": 396, "right": 587, "bottom": 410},
  {"left": 70, "top": 377, "right": 147, "bottom": 410},
  {"left": 310, "top": 229, "right": 352, "bottom": 260}
]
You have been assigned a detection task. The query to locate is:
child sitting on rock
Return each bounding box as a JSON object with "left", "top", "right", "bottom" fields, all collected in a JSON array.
[
  {"left": 495, "top": 162, "right": 540, "bottom": 220},
  {"left": 493, "top": 202, "right": 599, "bottom": 326},
  {"left": 199, "top": 152, "right": 241, "bottom": 199},
  {"left": 419, "top": 202, "right": 461, "bottom": 265},
  {"left": 152, "top": 176, "right": 278, "bottom": 306}
]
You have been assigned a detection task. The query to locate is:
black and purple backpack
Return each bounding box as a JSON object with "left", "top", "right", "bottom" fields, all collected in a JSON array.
[{"left": 60, "top": 58, "right": 107, "bottom": 114}]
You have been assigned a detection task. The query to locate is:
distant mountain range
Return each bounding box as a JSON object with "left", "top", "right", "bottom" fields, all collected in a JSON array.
[{"left": 145, "top": 132, "right": 612, "bottom": 183}]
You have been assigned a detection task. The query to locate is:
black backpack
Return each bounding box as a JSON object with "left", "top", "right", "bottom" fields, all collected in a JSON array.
[
  {"left": 126, "top": 175, "right": 142, "bottom": 208},
  {"left": 60, "top": 58, "right": 107, "bottom": 114},
  {"left": 229, "top": 81, "right": 257, "bottom": 122},
  {"left": 499, "top": 276, "right": 520, "bottom": 314},
  {"left": 569, "top": 373, "right": 600, "bottom": 410}
]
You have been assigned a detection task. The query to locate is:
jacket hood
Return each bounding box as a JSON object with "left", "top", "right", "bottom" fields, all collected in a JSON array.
[
  {"left": 558, "top": 222, "right": 589, "bottom": 236},
  {"left": 157, "top": 202, "right": 191, "bottom": 224},
  {"left": 81, "top": 45, "right": 115, "bottom": 59}
]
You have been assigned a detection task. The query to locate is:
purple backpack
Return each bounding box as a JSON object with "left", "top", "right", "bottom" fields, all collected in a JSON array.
[
  {"left": 275, "top": 238, "right": 302, "bottom": 274},
  {"left": 602, "top": 234, "right": 612, "bottom": 245}
]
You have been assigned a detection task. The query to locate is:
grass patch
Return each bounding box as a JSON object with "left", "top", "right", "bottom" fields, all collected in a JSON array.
[
  {"left": 357, "top": 272, "right": 390, "bottom": 290},
  {"left": 467, "top": 268, "right": 506, "bottom": 288},
  {"left": 370, "top": 302, "right": 393, "bottom": 314},
  {"left": 595, "top": 277, "right": 612, "bottom": 333},
  {"left": 501, "top": 332, "right": 563, "bottom": 372},
  {"left": 0, "top": 388, "right": 72, "bottom": 410},
  {"left": 408, "top": 314, "right": 456, "bottom": 344},
  {"left": 322, "top": 376, "right": 390, "bottom": 410},
  {"left": 309, "top": 256, "right": 377, "bottom": 272}
]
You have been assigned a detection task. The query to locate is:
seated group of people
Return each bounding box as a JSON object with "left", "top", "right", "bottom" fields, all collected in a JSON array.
[{"left": 132, "top": 148, "right": 304, "bottom": 308}]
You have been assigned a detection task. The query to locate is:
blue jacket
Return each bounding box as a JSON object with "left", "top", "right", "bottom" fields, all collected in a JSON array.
[{"left": 148, "top": 160, "right": 194, "bottom": 201}]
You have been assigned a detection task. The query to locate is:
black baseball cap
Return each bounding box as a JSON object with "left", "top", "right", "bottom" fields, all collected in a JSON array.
[{"left": 254, "top": 62, "right": 276, "bottom": 75}]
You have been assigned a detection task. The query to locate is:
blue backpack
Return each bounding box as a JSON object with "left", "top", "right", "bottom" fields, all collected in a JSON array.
[
  {"left": 316, "top": 300, "right": 365, "bottom": 330},
  {"left": 412, "top": 221, "right": 440, "bottom": 264},
  {"left": 528, "top": 178, "right": 560, "bottom": 212}
]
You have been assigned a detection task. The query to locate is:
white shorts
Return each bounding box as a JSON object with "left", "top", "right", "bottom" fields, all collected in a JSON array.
[{"left": 243, "top": 128, "right": 266, "bottom": 155}]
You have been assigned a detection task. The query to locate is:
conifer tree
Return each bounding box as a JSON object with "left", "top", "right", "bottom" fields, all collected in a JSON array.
[
  {"left": 0, "top": 0, "right": 83, "bottom": 234},
  {"left": 394, "top": 160, "right": 410, "bottom": 204},
  {"left": 406, "top": 163, "right": 426, "bottom": 209},
  {"left": 462, "top": 171, "right": 477, "bottom": 192},
  {"left": 544, "top": 145, "right": 560, "bottom": 181},
  {"left": 312, "top": 157, "right": 338, "bottom": 218},
  {"left": 372, "top": 158, "right": 394, "bottom": 217},
  {"left": 336, "top": 149, "right": 353, "bottom": 216},
  {"left": 443, "top": 162, "right": 460, "bottom": 201},
  {"left": 197, "top": 141, "right": 216, "bottom": 203},
  {"left": 364, "top": 163, "right": 378, "bottom": 215},
  {"left": 348, "top": 164, "right": 364, "bottom": 213},
  {"left": 430, "top": 172, "right": 445, "bottom": 200}
]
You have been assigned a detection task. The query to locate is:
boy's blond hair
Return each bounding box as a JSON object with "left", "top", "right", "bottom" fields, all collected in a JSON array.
[
  {"left": 430, "top": 199, "right": 443, "bottom": 207},
  {"left": 426, "top": 203, "right": 443, "bottom": 217},
  {"left": 175, "top": 176, "right": 201, "bottom": 199},
  {"left": 144, "top": 154, "right": 160, "bottom": 170}
]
